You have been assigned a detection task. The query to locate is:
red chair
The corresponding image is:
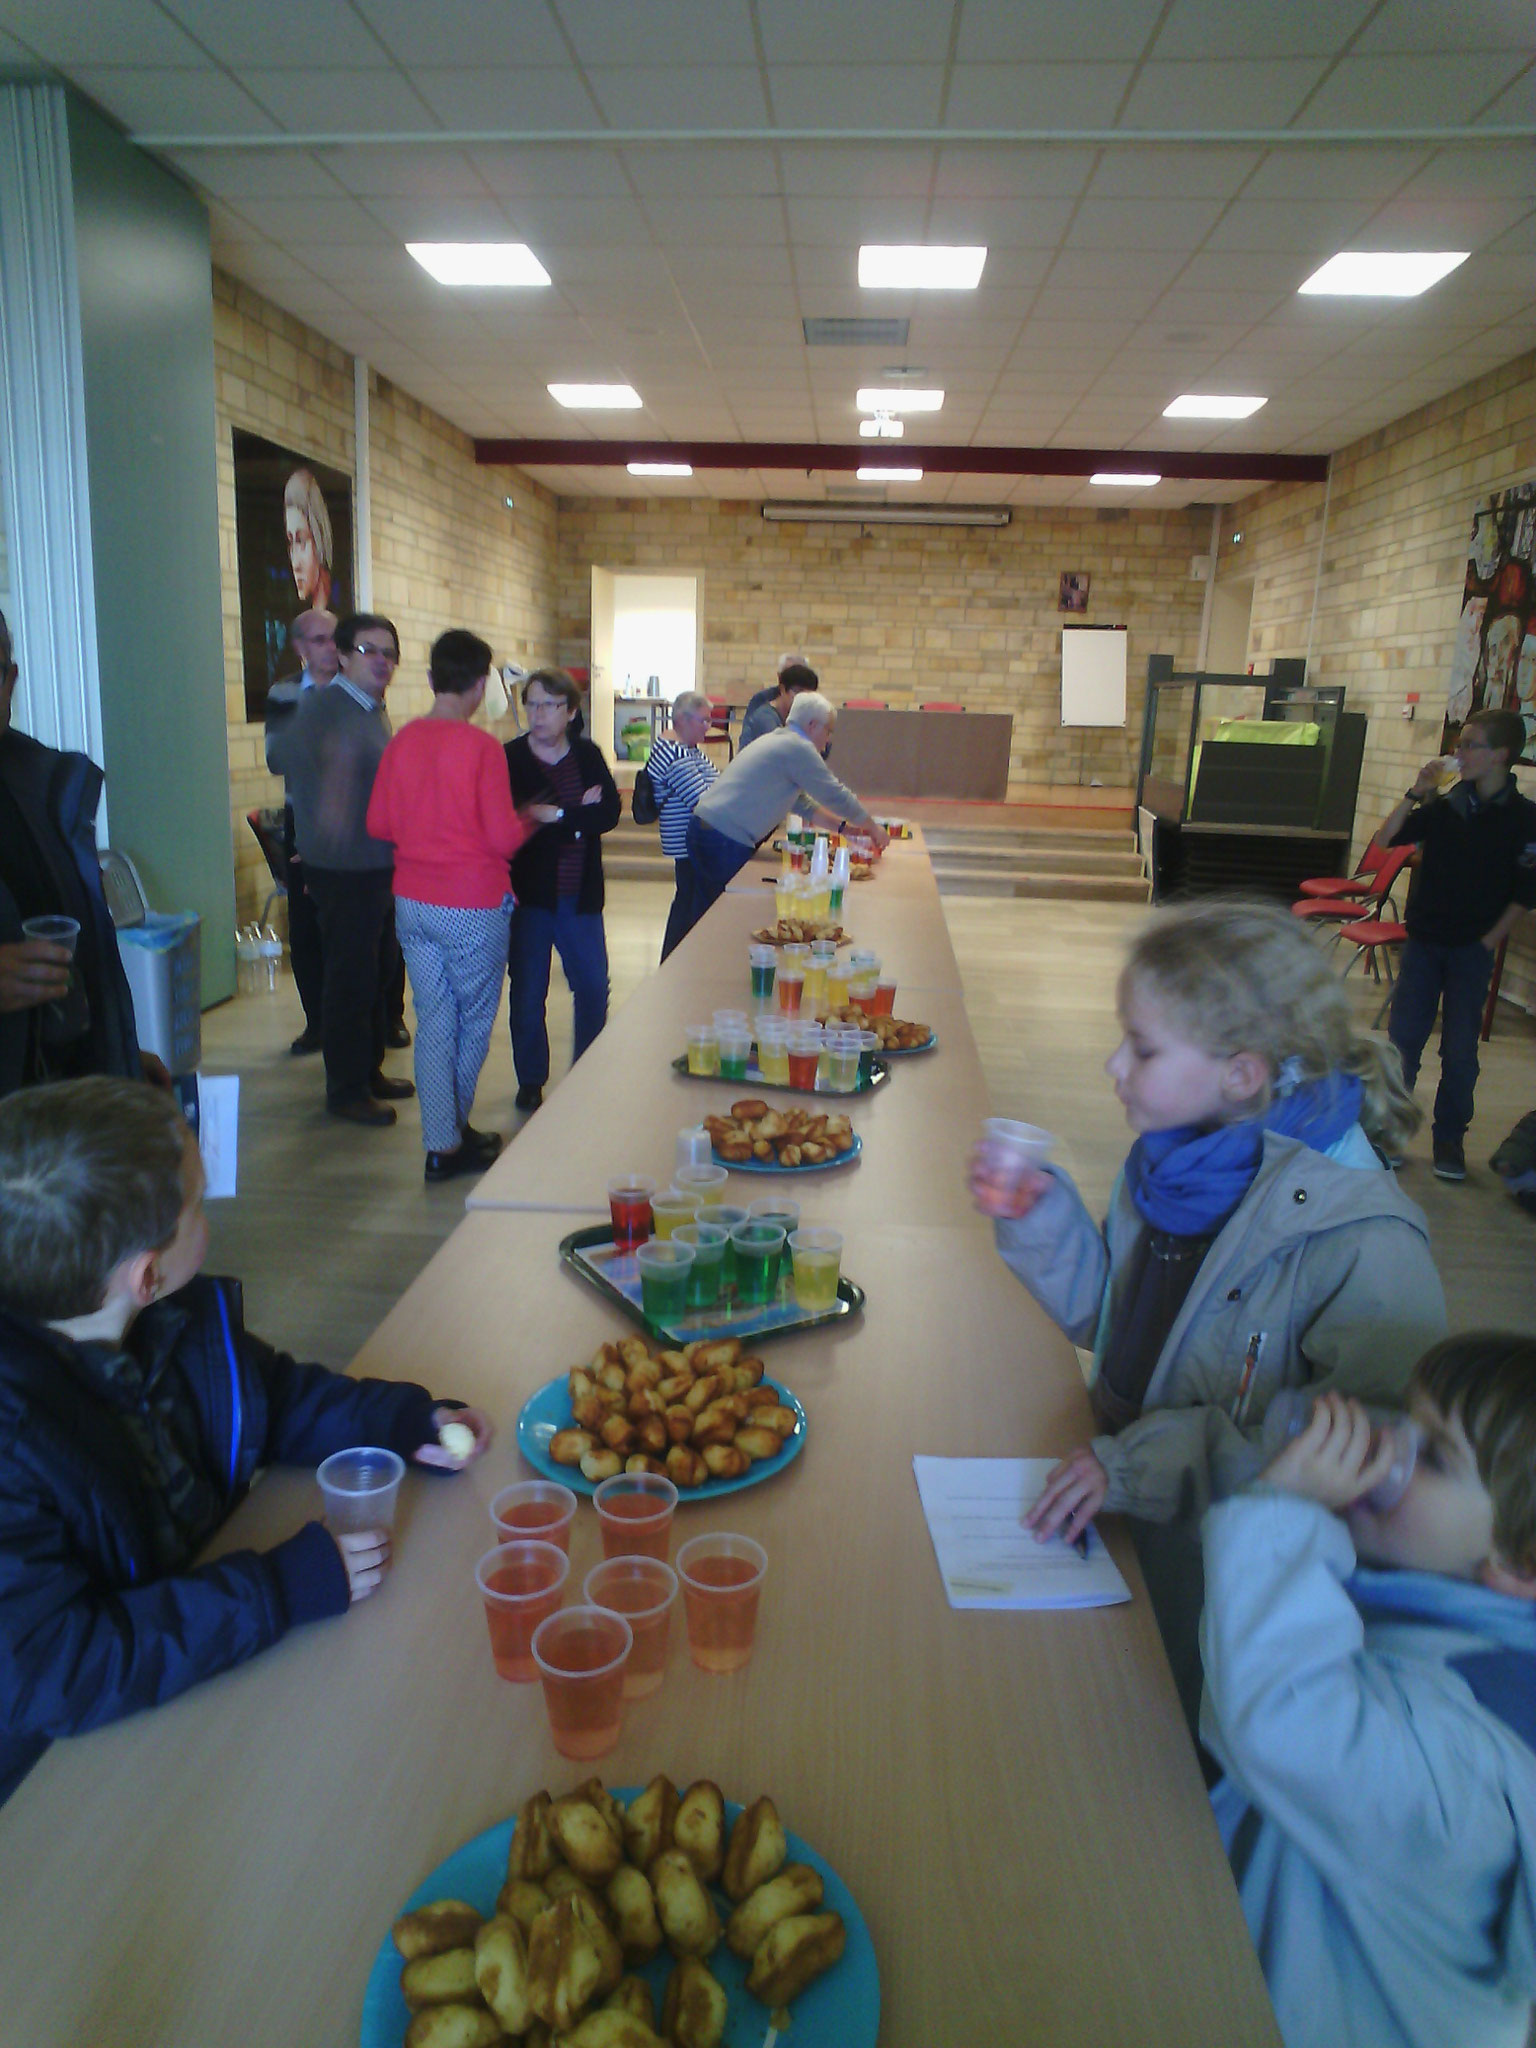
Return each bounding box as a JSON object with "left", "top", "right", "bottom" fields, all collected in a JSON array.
[
  {"left": 919, "top": 701, "right": 965, "bottom": 711},
  {"left": 704, "top": 698, "right": 735, "bottom": 761},
  {"left": 844, "top": 698, "right": 889, "bottom": 709},
  {"left": 1291, "top": 843, "right": 1413, "bottom": 928},
  {"left": 1338, "top": 914, "right": 1407, "bottom": 1028},
  {"left": 1297, "top": 840, "right": 1391, "bottom": 899}
]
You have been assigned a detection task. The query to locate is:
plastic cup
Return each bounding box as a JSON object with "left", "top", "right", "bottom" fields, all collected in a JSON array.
[
  {"left": 730, "top": 1221, "right": 786, "bottom": 1305},
  {"left": 978, "top": 1118, "right": 1055, "bottom": 1187},
  {"left": 532, "top": 1605, "right": 633, "bottom": 1759},
  {"left": 476, "top": 1540, "right": 570, "bottom": 1683},
  {"left": 21, "top": 914, "right": 80, "bottom": 956},
  {"left": 676, "top": 1126, "right": 713, "bottom": 1171},
  {"left": 608, "top": 1174, "right": 657, "bottom": 1250},
  {"left": 824, "top": 1028, "right": 862, "bottom": 1093},
  {"left": 685, "top": 1025, "right": 720, "bottom": 1076},
  {"left": 1261, "top": 1392, "right": 1421, "bottom": 1512},
  {"left": 712, "top": 1204, "right": 748, "bottom": 1286},
  {"left": 855, "top": 1028, "right": 881, "bottom": 1076},
  {"left": 786, "top": 1028, "right": 822, "bottom": 1092},
  {"left": 650, "top": 1188, "right": 702, "bottom": 1239},
  {"left": 789, "top": 1226, "right": 843, "bottom": 1310},
  {"left": 674, "top": 1219, "right": 729, "bottom": 1307},
  {"left": 748, "top": 945, "right": 777, "bottom": 1002},
  {"left": 748, "top": 1198, "right": 798, "bottom": 1288},
  {"left": 677, "top": 1533, "right": 767, "bottom": 1674},
  {"left": 717, "top": 1031, "right": 753, "bottom": 1082},
  {"left": 636, "top": 1237, "right": 694, "bottom": 1317},
  {"left": 675, "top": 1163, "right": 729, "bottom": 1207},
  {"left": 756, "top": 1022, "right": 791, "bottom": 1085},
  {"left": 870, "top": 976, "right": 897, "bottom": 1017},
  {"left": 713, "top": 1009, "right": 750, "bottom": 1035},
  {"left": 317, "top": 1446, "right": 404, "bottom": 1535},
  {"left": 583, "top": 1557, "right": 678, "bottom": 1700},
  {"left": 594, "top": 1471, "right": 679, "bottom": 1562},
  {"left": 491, "top": 1480, "right": 578, "bottom": 1553},
  {"left": 775, "top": 967, "right": 805, "bottom": 1016},
  {"left": 828, "top": 883, "right": 845, "bottom": 913}
]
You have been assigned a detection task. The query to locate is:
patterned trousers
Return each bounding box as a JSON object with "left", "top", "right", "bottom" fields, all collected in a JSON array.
[{"left": 394, "top": 896, "right": 513, "bottom": 1152}]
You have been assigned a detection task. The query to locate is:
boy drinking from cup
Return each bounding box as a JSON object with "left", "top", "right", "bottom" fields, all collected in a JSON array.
[
  {"left": 1200, "top": 1334, "right": 1536, "bottom": 2048},
  {"left": 0, "top": 1076, "right": 491, "bottom": 1803}
]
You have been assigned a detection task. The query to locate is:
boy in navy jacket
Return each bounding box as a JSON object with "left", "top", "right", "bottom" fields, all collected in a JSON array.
[{"left": 0, "top": 1076, "right": 491, "bottom": 1802}]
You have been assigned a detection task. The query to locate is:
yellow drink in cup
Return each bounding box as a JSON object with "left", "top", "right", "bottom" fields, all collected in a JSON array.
[
  {"left": 756, "top": 1028, "right": 791, "bottom": 1084},
  {"left": 685, "top": 1024, "right": 719, "bottom": 1076},
  {"left": 789, "top": 1226, "right": 843, "bottom": 1310},
  {"left": 801, "top": 961, "right": 828, "bottom": 1016}
]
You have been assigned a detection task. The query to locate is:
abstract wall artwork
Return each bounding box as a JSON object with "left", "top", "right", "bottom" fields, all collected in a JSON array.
[{"left": 1446, "top": 480, "right": 1536, "bottom": 754}]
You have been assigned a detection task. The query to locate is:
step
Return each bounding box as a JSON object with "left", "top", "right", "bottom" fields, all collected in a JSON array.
[
  {"left": 929, "top": 844, "right": 1146, "bottom": 879},
  {"left": 923, "top": 826, "right": 1137, "bottom": 855},
  {"left": 934, "top": 867, "right": 1151, "bottom": 904}
]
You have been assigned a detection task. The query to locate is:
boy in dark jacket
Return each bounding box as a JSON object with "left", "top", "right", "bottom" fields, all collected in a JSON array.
[{"left": 0, "top": 1076, "right": 491, "bottom": 1803}]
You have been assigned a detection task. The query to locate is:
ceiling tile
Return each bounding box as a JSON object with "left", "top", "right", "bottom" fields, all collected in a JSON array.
[
  {"left": 364, "top": 194, "right": 515, "bottom": 239},
  {"left": 241, "top": 67, "right": 435, "bottom": 134},
  {"left": 1239, "top": 145, "right": 1429, "bottom": 199},
  {"left": 646, "top": 197, "right": 787, "bottom": 247},
  {"left": 468, "top": 144, "right": 631, "bottom": 196},
  {"left": 1476, "top": 65, "right": 1536, "bottom": 124},
  {"left": 353, "top": 0, "right": 565, "bottom": 67},
  {"left": 757, "top": 0, "right": 957, "bottom": 64},
  {"left": 1153, "top": 0, "right": 1374, "bottom": 59},
  {"left": 232, "top": 194, "right": 398, "bottom": 245},
  {"left": 1085, "top": 145, "right": 1262, "bottom": 199},
  {"left": 67, "top": 67, "right": 279, "bottom": 136},
  {"left": 1118, "top": 59, "right": 1329, "bottom": 130},
  {"left": 762, "top": 65, "right": 945, "bottom": 128},
  {"left": 956, "top": 0, "right": 1164, "bottom": 63},
  {"left": 558, "top": 0, "right": 758, "bottom": 65},
  {"left": 1068, "top": 198, "right": 1227, "bottom": 250},
  {"left": 778, "top": 144, "right": 937, "bottom": 197},
  {"left": 924, "top": 196, "right": 1078, "bottom": 246},
  {"left": 321, "top": 145, "right": 489, "bottom": 198},
  {"left": 411, "top": 66, "right": 599, "bottom": 128},
  {"left": 1202, "top": 198, "right": 1379, "bottom": 253},
  {"left": 171, "top": 146, "right": 345, "bottom": 199},
  {"left": 584, "top": 65, "right": 770, "bottom": 128},
  {"left": 1354, "top": 0, "right": 1536, "bottom": 55},
  {"left": 506, "top": 193, "right": 653, "bottom": 243},
  {"left": 160, "top": 0, "right": 385, "bottom": 67},
  {"left": 667, "top": 246, "right": 795, "bottom": 285},
  {"left": 1398, "top": 147, "right": 1536, "bottom": 202},
  {"left": 784, "top": 195, "right": 926, "bottom": 245},
  {"left": 1297, "top": 54, "right": 1532, "bottom": 128},
  {"left": 932, "top": 144, "right": 1097, "bottom": 199},
  {"left": 1359, "top": 195, "right": 1534, "bottom": 249},
  {"left": 0, "top": 0, "right": 204, "bottom": 64},
  {"left": 946, "top": 63, "right": 1135, "bottom": 128},
  {"left": 621, "top": 144, "right": 780, "bottom": 195},
  {"left": 1046, "top": 248, "right": 1188, "bottom": 291}
]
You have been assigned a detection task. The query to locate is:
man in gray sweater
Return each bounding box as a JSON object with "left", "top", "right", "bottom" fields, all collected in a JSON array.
[
  {"left": 266, "top": 613, "right": 414, "bottom": 1126},
  {"left": 683, "top": 692, "right": 888, "bottom": 936}
]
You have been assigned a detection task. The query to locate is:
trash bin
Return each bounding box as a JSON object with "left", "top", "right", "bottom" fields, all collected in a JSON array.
[{"left": 100, "top": 850, "right": 202, "bottom": 1077}]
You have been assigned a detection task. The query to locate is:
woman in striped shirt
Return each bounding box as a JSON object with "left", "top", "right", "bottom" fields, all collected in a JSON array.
[{"left": 646, "top": 691, "right": 718, "bottom": 960}]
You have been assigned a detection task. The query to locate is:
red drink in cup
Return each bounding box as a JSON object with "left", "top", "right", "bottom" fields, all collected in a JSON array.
[
  {"left": 532, "top": 1605, "right": 632, "bottom": 1759},
  {"left": 490, "top": 1481, "right": 578, "bottom": 1554},
  {"left": 786, "top": 1044, "right": 820, "bottom": 1089},
  {"left": 870, "top": 978, "right": 897, "bottom": 1016},
  {"left": 583, "top": 1557, "right": 678, "bottom": 1700},
  {"left": 676, "top": 1533, "right": 767, "bottom": 1673},
  {"left": 594, "top": 1472, "right": 679, "bottom": 1562},
  {"left": 608, "top": 1174, "right": 657, "bottom": 1251},
  {"left": 476, "top": 1540, "right": 569, "bottom": 1682}
]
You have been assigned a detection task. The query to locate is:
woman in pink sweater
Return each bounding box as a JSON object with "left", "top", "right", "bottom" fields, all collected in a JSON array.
[{"left": 366, "top": 630, "right": 558, "bottom": 1182}]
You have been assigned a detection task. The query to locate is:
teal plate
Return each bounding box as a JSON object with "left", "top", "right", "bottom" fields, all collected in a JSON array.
[
  {"left": 360, "top": 1794, "right": 879, "bottom": 2048},
  {"left": 516, "top": 1371, "right": 807, "bottom": 1500},
  {"left": 712, "top": 1133, "right": 863, "bottom": 1175}
]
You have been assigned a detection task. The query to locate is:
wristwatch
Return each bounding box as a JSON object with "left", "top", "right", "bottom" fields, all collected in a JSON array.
[{"left": 1403, "top": 788, "right": 1425, "bottom": 805}]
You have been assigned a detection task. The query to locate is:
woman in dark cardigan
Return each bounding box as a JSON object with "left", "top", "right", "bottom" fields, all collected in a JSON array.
[{"left": 503, "top": 670, "right": 622, "bottom": 1111}]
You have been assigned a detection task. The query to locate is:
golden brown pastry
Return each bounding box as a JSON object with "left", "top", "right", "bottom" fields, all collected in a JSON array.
[
  {"left": 473, "top": 1915, "right": 532, "bottom": 2034},
  {"left": 401, "top": 1946, "right": 480, "bottom": 2011},
  {"left": 604, "top": 1973, "right": 656, "bottom": 2023},
  {"left": 526, "top": 1894, "right": 623, "bottom": 2032},
  {"left": 605, "top": 1861, "right": 663, "bottom": 1963},
  {"left": 724, "top": 1864, "right": 824, "bottom": 1958},
  {"left": 494, "top": 1876, "right": 550, "bottom": 1936},
  {"left": 555, "top": 2011, "right": 666, "bottom": 2048},
  {"left": 623, "top": 1775, "right": 679, "bottom": 1870},
  {"left": 745, "top": 1910, "right": 846, "bottom": 2007},
  {"left": 721, "top": 1796, "right": 788, "bottom": 1902},
  {"left": 508, "top": 1790, "right": 558, "bottom": 1881},
  {"left": 648, "top": 1848, "right": 721, "bottom": 1958},
  {"left": 549, "top": 1428, "right": 594, "bottom": 1467},
  {"left": 549, "top": 1793, "right": 626, "bottom": 1882},
  {"left": 661, "top": 1955, "right": 729, "bottom": 2048},
  {"left": 404, "top": 2007, "right": 502, "bottom": 2048},
  {"left": 672, "top": 1782, "right": 726, "bottom": 1883},
  {"left": 392, "top": 1900, "right": 484, "bottom": 1961}
]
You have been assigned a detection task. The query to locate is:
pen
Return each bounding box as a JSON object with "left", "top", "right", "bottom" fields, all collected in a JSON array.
[{"left": 1069, "top": 1527, "right": 1090, "bottom": 1560}]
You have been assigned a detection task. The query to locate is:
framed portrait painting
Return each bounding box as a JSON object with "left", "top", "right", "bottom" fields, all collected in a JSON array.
[
  {"left": 233, "top": 429, "right": 355, "bottom": 721},
  {"left": 1444, "top": 480, "right": 1535, "bottom": 756},
  {"left": 1059, "top": 571, "right": 1090, "bottom": 614}
]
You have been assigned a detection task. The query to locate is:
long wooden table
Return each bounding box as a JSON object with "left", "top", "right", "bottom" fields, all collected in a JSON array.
[{"left": 0, "top": 831, "right": 1280, "bottom": 2046}]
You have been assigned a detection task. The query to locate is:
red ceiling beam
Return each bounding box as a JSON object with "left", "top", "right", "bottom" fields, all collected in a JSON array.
[{"left": 473, "top": 438, "right": 1328, "bottom": 483}]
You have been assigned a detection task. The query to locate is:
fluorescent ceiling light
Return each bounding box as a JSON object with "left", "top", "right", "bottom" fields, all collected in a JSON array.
[
  {"left": 406, "top": 243, "right": 550, "bottom": 287},
  {"left": 855, "top": 387, "right": 943, "bottom": 413},
  {"left": 627, "top": 462, "right": 692, "bottom": 477},
  {"left": 859, "top": 245, "right": 987, "bottom": 290},
  {"left": 1297, "top": 251, "right": 1469, "bottom": 297},
  {"left": 859, "top": 416, "right": 905, "bottom": 439},
  {"left": 548, "top": 383, "right": 642, "bottom": 409},
  {"left": 856, "top": 467, "right": 923, "bottom": 482},
  {"left": 1090, "top": 472, "right": 1160, "bottom": 487},
  {"left": 1163, "top": 394, "right": 1268, "bottom": 420}
]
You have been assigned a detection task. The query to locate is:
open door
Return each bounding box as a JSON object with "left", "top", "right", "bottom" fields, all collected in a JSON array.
[{"left": 589, "top": 566, "right": 616, "bottom": 767}]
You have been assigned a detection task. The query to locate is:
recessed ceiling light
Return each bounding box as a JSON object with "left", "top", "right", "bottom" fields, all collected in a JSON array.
[
  {"left": 1297, "top": 251, "right": 1469, "bottom": 297},
  {"left": 406, "top": 243, "right": 550, "bottom": 287},
  {"left": 1090, "top": 473, "right": 1161, "bottom": 487},
  {"left": 859, "top": 246, "right": 986, "bottom": 290},
  {"left": 855, "top": 387, "right": 943, "bottom": 413},
  {"left": 548, "top": 383, "right": 643, "bottom": 409},
  {"left": 859, "top": 416, "right": 905, "bottom": 439},
  {"left": 1163, "top": 395, "right": 1268, "bottom": 419},
  {"left": 627, "top": 462, "right": 692, "bottom": 477},
  {"left": 856, "top": 467, "right": 924, "bottom": 482}
]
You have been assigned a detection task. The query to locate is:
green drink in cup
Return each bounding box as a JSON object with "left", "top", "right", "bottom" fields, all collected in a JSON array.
[
  {"left": 748, "top": 943, "right": 777, "bottom": 1003},
  {"left": 728, "top": 1222, "right": 785, "bottom": 1307},
  {"left": 711, "top": 1204, "right": 748, "bottom": 1288},
  {"left": 636, "top": 1239, "right": 694, "bottom": 1320},
  {"left": 674, "top": 1220, "right": 728, "bottom": 1308},
  {"left": 747, "top": 1197, "right": 799, "bottom": 1290}
]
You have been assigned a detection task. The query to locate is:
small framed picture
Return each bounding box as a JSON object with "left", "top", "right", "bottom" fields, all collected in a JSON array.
[{"left": 1059, "top": 571, "right": 1090, "bottom": 613}]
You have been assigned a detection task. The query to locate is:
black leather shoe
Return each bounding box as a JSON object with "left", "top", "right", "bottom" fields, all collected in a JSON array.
[
  {"left": 461, "top": 1124, "right": 503, "bottom": 1162},
  {"left": 424, "top": 1145, "right": 483, "bottom": 1183},
  {"left": 386, "top": 1023, "right": 412, "bottom": 1049},
  {"left": 289, "top": 1029, "right": 322, "bottom": 1056},
  {"left": 327, "top": 1097, "right": 396, "bottom": 1127},
  {"left": 369, "top": 1071, "right": 416, "bottom": 1100},
  {"left": 515, "top": 1084, "right": 543, "bottom": 1112}
]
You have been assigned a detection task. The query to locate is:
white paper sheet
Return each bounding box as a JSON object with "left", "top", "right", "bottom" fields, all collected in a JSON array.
[
  {"left": 913, "top": 1455, "right": 1131, "bottom": 1611},
  {"left": 194, "top": 1073, "right": 240, "bottom": 1199}
]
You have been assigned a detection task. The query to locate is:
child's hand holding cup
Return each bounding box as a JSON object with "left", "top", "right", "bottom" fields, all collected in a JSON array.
[{"left": 968, "top": 1117, "right": 1055, "bottom": 1220}]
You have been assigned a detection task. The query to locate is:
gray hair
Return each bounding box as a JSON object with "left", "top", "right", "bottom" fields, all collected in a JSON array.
[
  {"left": 672, "top": 690, "right": 710, "bottom": 722},
  {"left": 777, "top": 651, "right": 806, "bottom": 675},
  {"left": 787, "top": 691, "right": 835, "bottom": 733}
]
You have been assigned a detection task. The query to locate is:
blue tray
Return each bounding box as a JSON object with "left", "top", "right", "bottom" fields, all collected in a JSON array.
[
  {"left": 360, "top": 1794, "right": 880, "bottom": 2048},
  {"left": 517, "top": 1371, "right": 808, "bottom": 1501},
  {"left": 713, "top": 1132, "right": 862, "bottom": 1175},
  {"left": 558, "top": 1227, "right": 866, "bottom": 1347}
]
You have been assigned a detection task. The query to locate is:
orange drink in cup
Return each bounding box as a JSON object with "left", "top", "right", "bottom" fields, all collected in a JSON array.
[
  {"left": 490, "top": 1480, "right": 577, "bottom": 1553},
  {"left": 594, "top": 1471, "right": 679, "bottom": 1561},
  {"left": 584, "top": 1556, "right": 678, "bottom": 1700},
  {"left": 677, "top": 1533, "right": 767, "bottom": 1673},
  {"left": 476, "top": 1540, "right": 570, "bottom": 1682},
  {"left": 531, "top": 1605, "right": 632, "bottom": 1759}
]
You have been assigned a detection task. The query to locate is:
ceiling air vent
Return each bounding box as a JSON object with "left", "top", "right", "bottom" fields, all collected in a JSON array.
[{"left": 802, "top": 318, "right": 910, "bottom": 347}]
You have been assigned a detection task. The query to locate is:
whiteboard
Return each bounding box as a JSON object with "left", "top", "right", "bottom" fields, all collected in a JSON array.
[{"left": 1061, "top": 628, "right": 1127, "bottom": 727}]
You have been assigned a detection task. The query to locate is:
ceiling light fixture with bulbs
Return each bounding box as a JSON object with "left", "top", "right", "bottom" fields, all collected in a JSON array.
[
  {"left": 406, "top": 243, "right": 550, "bottom": 287},
  {"left": 858, "top": 245, "right": 987, "bottom": 290},
  {"left": 1163, "top": 395, "right": 1268, "bottom": 419},
  {"left": 1297, "top": 251, "right": 1469, "bottom": 297},
  {"left": 548, "top": 383, "right": 643, "bottom": 409},
  {"left": 858, "top": 413, "right": 905, "bottom": 439},
  {"left": 627, "top": 462, "right": 692, "bottom": 476},
  {"left": 855, "top": 387, "right": 943, "bottom": 414},
  {"left": 1090, "top": 472, "right": 1161, "bottom": 487},
  {"left": 856, "top": 467, "right": 924, "bottom": 482}
]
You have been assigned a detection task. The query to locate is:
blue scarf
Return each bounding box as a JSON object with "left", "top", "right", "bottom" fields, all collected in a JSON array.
[
  {"left": 1349, "top": 1566, "right": 1536, "bottom": 1755},
  {"left": 1125, "top": 1073, "right": 1365, "bottom": 1236}
]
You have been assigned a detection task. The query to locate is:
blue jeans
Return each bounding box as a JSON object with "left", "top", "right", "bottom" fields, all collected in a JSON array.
[
  {"left": 508, "top": 897, "right": 609, "bottom": 1089},
  {"left": 683, "top": 817, "right": 755, "bottom": 935},
  {"left": 1387, "top": 935, "right": 1494, "bottom": 1142}
]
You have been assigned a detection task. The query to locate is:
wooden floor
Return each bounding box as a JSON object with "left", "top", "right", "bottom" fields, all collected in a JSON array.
[{"left": 204, "top": 881, "right": 1536, "bottom": 1368}]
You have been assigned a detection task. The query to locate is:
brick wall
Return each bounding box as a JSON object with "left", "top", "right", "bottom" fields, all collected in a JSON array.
[
  {"left": 213, "top": 270, "right": 558, "bottom": 923},
  {"left": 1219, "top": 348, "right": 1536, "bottom": 1006},
  {"left": 555, "top": 499, "right": 1209, "bottom": 793}
]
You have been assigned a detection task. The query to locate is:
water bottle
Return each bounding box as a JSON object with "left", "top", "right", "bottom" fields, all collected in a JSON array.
[
  {"left": 1260, "top": 1389, "right": 1419, "bottom": 1510},
  {"left": 235, "top": 923, "right": 261, "bottom": 994}
]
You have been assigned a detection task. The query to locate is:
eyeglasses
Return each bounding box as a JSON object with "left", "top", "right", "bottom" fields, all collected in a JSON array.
[{"left": 351, "top": 643, "right": 397, "bottom": 663}]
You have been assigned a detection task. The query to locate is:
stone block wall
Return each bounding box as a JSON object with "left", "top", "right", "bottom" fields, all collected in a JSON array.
[
  {"left": 554, "top": 498, "right": 1209, "bottom": 793},
  {"left": 213, "top": 270, "right": 558, "bottom": 923},
  {"left": 1218, "top": 348, "right": 1536, "bottom": 1006}
]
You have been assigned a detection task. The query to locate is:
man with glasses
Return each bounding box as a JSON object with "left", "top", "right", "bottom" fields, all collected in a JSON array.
[
  {"left": 267, "top": 612, "right": 414, "bottom": 1126},
  {"left": 264, "top": 607, "right": 338, "bottom": 1055},
  {"left": 1375, "top": 706, "right": 1536, "bottom": 1181}
]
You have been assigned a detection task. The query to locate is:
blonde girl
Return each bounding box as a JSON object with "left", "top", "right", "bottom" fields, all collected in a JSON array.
[{"left": 971, "top": 898, "right": 1446, "bottom": 1720}]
